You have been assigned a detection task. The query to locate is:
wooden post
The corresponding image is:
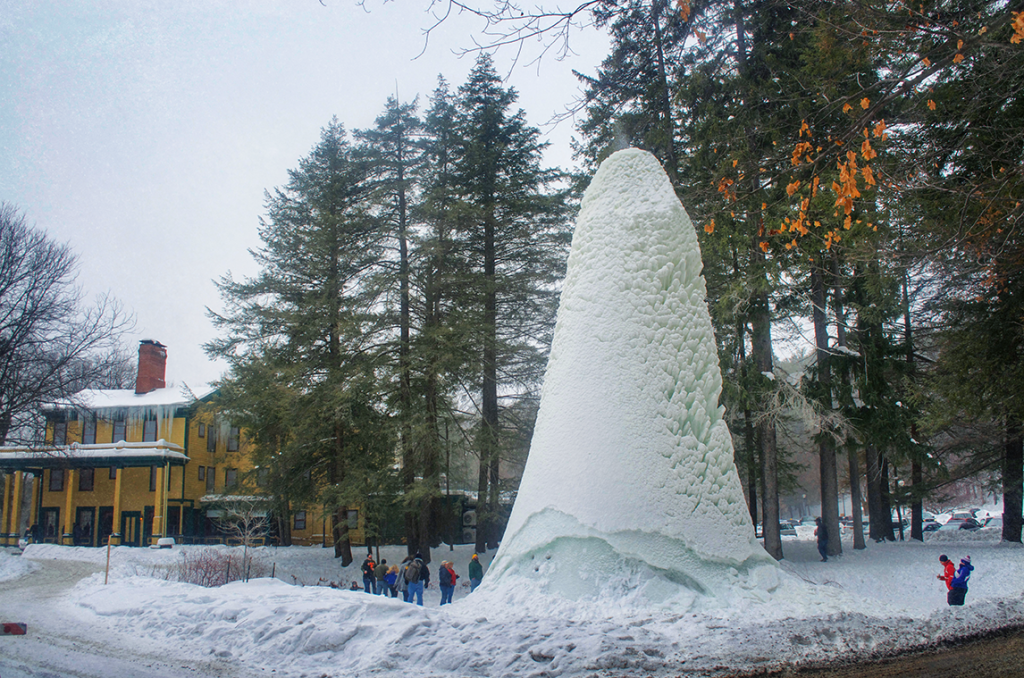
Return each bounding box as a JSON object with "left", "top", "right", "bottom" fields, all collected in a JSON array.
[{"left": 105, "top": 533, "right": 113, "bottom": 585}]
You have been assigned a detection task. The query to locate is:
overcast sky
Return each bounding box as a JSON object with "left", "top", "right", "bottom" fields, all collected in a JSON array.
[{"left": 0, "top": 0, "right": 608, "bottom": 389}]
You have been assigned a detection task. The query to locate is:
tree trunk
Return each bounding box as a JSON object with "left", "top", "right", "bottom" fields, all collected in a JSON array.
[
  {"left": 478, "top": 208, "right": 500, "bottom": 552},
  {"left": 810, "top": 262, "right": 841, "bottom": 557},
  {"left": 910, "top": 457, "right": 923, "bottom": 542},
  {"left": 830, "top": 256, "right": 863, "bottom": 549},
  {"left": 865, "top": 444, "right": 884, "bottom": 541},
  {"left": 332, "top": 507, "right": 353, "bottom": 566},
  {"left": 751, "top": 281, "right": 781, "bottom": 560},
  {"left": 1004, "top": 417, "right": 1023, "bottom": 543},
  {"left": 879, "top": 456, "right": 895, "bottom": 541},
  {"left": 650, "top": 0, "right": 678, "bottom": 181}
]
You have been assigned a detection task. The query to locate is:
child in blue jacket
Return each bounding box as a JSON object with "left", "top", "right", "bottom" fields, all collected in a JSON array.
[{"left": 948, "top": 555, "right": 973, "bottom": 606}]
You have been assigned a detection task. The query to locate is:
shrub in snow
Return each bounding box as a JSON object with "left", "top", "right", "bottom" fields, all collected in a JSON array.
[
  {"left": 165, "top": 547, "right": 270, "bottom": 587},
  {"left": 486, "top": 149, "right": 776, "bottom": 610}
]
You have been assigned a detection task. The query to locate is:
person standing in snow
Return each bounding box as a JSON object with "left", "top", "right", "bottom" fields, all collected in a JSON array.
[
  {"left": 361, "top": 554, "right": 376, "bottom": 594},
  {"left": 405, "top": 552, "right": 429, "bottom": 605},
  {"left": 814, "top": 517, "right": 829, "bottom": 562},
  {"left": 385, "top": 564, "right": 399, "bottom": 598},
  {"left": 398, "top": 555, "right": 412, "bottom": 601},
  {"left": 374, "top": 558, "right": 389, "bottom": 595},
  {"left": 468, "top": 553, "right": 484, "bottom": 592},
  {"left": 937, "top": 554, "right": 955, "bottom": 592},
  {"left": 948, "top": 555, "right": 974, "bottom": 606},
  {"left": 438, "top": 561, "right": 458, "bottom": 605}
]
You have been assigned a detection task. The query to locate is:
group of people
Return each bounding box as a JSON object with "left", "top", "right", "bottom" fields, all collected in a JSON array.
[
  {"left": 358, "top": 552, "right": 485, "bottom": 606},
  {"left": 937, "top": 554, "right": 974, "bottom": 606}
]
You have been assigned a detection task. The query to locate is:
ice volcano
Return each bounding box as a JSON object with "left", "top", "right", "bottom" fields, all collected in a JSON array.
[{"left": 485, "top": 149, "right": 777, "bottom": 610}]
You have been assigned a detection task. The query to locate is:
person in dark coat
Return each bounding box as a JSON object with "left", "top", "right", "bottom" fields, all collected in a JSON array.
[
  {"left": 814, "top": 517, "right": 828, "bottom": 562},
  {"left": 360, "top": 555, "right": 376, "bottom": 593},
  {"left": 948, "top": 555, "right": 973, "bottom": 606},
  {"left": 438, "top": 561, "right": 459, "bottom": 605},
  {"left": 374, "top": 558, "right": 388, "bottom": 595}
]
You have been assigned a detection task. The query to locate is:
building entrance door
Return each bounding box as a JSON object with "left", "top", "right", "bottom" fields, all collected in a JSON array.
[
  {"left": 40, "top": 507, "right": 60, "bottom": 543},
  {"left": 74, "top": 507, "right": 96, "bottom": 547},
  {"left": 98, "top": 507, "right": 114, "bottom": 546},
  {"left": 120, "top": 511, "right": 142, "bottom": 547}
]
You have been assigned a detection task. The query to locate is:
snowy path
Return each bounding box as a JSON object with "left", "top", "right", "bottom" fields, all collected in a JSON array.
[{"left": 0, "top": 558, "right": 238, "bottom": 678}]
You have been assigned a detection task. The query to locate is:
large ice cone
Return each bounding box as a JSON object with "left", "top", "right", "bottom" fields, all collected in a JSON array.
[{"left": 485, "top": 149, "right": 776, "bottom": 608}]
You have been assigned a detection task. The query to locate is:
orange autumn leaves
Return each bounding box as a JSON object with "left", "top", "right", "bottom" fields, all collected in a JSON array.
[{"left": 705, "top": 117, "right": 885, "bottom": 251}]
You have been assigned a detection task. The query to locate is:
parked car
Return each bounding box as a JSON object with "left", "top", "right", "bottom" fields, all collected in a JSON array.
[
  {"left": 960, "top": 517, "right": 985, "bottom": 530},
  {"left": 923, "top": 520, "right": 942, "bottom": 532},
  {"left": 950, "top": 511, "right": 975, "bottom": 522},
  {"left": 984, "top": 516, "right": 1003, "bottom": 529},
  {"left": 780, "top": 521, "right": 797, "bottom": 537}
]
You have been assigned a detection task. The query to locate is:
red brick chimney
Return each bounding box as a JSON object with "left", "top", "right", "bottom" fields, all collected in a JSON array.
[{"left": 135, "top": 340, "right": 167, "bottom": 394}]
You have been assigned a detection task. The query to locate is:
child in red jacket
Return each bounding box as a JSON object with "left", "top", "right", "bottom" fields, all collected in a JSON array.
[{"left": 937, "top": 554, "right": 955, "bottom": 590}]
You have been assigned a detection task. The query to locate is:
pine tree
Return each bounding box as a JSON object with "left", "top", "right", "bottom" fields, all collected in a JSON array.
[
  {"left": 453, "top": 55, "right": 571, "bottom": 551},
  {"left": 207, "top": 120, "right": 390, "bottom": 565}
]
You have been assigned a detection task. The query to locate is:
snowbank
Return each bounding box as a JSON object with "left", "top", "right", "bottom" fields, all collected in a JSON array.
[{"left": 9, "top": 531, "right": 1023, "bottom": 677}]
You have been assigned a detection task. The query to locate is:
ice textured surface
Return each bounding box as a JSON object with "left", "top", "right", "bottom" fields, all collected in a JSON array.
[{"left": 487, "top": 149, "right": 774, "bottom": 607}]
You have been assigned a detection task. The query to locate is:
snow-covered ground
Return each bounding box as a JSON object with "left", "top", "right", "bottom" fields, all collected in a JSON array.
[{"left": 1, "top": 520, "right": 1021, "bottom": 678}]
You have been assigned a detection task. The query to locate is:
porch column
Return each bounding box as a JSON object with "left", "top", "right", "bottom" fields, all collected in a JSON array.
[
  {"left": 111, "top": 468, "right": 123, "bottom": 545},
  {"left": 1, "top": 473, "right": 11, "bottom": 545},
  {"left": 63, "top": 469, "right": 77, "bottom": 545},
  {"left": 29, "top": 472, "right": 40, "bottom": 530},
  {"left": 10, "top": 471, "right": 24, "bottom": 543},
  {"left": 152, "top": 464, "right": 166, "bottom": 543}
]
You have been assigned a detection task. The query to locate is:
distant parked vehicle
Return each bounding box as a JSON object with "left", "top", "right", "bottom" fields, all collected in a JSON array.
[
  {"left": 780, "top": 522, "right": 797, "bottom": 537},
  {"left": 950, "top": 511, "right": 974, "bottom": 522},
  {"left": 960, "top": 517, "right": 985, "bottom": 530},
  {"left": 984, "top": 516, "right": 1003, "bottom": 529},
  {"left": 923, "top": 520, "right": 942, "bottom": 532}
]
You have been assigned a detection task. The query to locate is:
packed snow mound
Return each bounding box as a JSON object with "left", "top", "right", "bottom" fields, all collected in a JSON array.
[{"left": 488, "top": 149, "right": 774, "bottom": 607}]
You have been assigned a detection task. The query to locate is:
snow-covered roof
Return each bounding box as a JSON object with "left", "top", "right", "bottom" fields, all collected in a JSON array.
[
  {"left": 0, "top": 440, "right": 189, "bottom": 470},
  {"left": 45, "top": 382, "right": 215, "bottom": 412}
]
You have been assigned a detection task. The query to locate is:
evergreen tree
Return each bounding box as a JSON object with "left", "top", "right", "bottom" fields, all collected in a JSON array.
[
  {"left": 207, "top": 120, "right": 390, "bottom": 565},
  {"left": 453, "top": 55, "right": 571, "bottom": 551}
]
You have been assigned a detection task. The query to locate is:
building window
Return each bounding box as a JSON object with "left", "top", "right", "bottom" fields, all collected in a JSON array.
[
  {"left": 112, "top": 420, "right": 126, "bottom": 443},
  {"left": 49, "top": 469, "right": 64, "bottom": 492},
  {"left": 109, "top": 467, "right": 118, "bottom": 480},
  {"left": 143, "top": 419, "right": 158, "bottom": 442},
  {"left": 82, "top": 419, "right": 96, "bottom": 445},
  {"left": 207, "top": 426, "right": 217, "bottom": 453},
  {"left": 198, "top": 465, "right": 206, "bottom": 481},
  {"left": 256, "top": 468, "right": 268, "bottom": 487},
  {"left": 149, "top": 466, "right": 157, "bottom": 492},
  {"left": 52, "top": 422, "right": 67, "bottom": 445},
  {"left": 225, "top": 468, "right": 238, "bottom": 489},
  {"left": 206, "top": 467, "right": 215, "bottom": 493},
  {"left": 347, "top": 510, "right": 358, "bottom": 530},
  {"left": 294, "top": 511, "right": 306, "bottom": 531},
  {"left": 198, "top": 423, "right": 206, "bottom": 438},
  {"left": 79, "top": 468, "right": 95, "bottom": 492},
  {"left": 227, "top": 426, "right": 240, "bottom": 452}
]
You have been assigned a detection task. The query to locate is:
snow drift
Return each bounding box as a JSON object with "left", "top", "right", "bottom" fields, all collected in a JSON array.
[{"left": 486, "top": 149, "right": 775, "bottom": 610}]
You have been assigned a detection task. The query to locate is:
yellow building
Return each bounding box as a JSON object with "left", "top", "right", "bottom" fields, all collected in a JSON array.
[{"left": 0, "top": 340, "right": 367, "bottom": 547}]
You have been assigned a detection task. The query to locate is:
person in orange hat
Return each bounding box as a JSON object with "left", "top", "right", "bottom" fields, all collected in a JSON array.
[{"left": 468, "top": 552, "right": 484, "bottom": 592}]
